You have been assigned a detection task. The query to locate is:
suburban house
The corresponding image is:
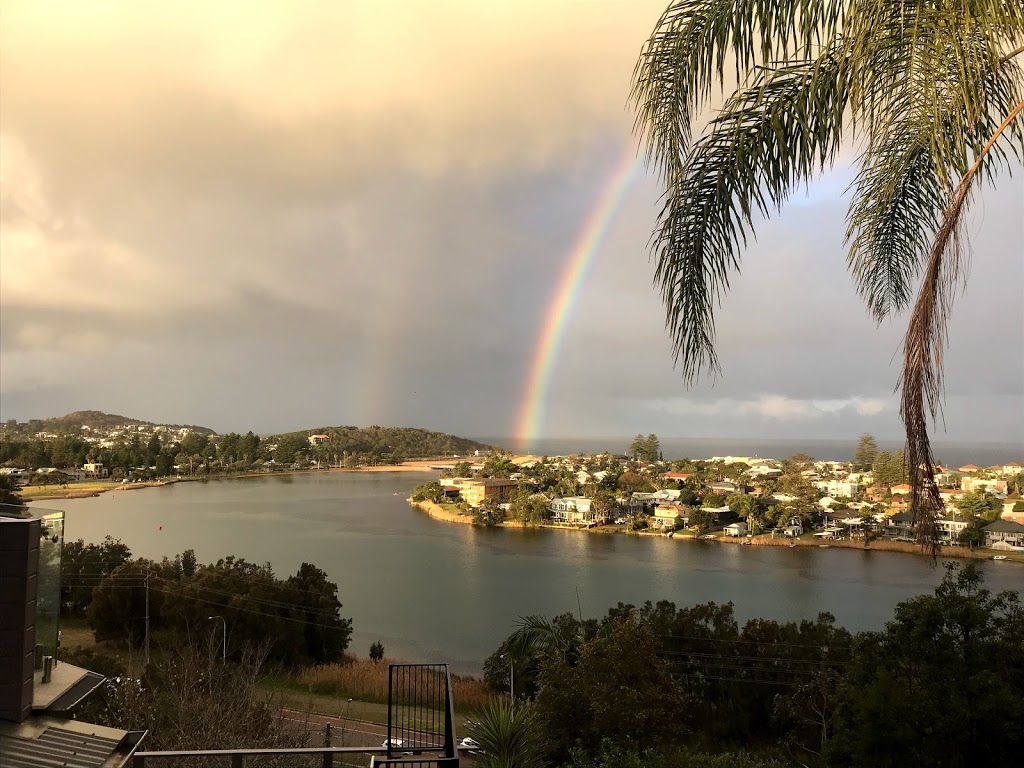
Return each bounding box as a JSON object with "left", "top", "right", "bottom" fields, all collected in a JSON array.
[
  {"left": 652, "top": 504, "right": 685, "bottom": 531},
  {"left": 439, "top": 477, "right": 519, "bottom": 507},
  {"left": 961, "top": 477, "right": 1008, "bottom": 495},
  {"left": 709, "top": 481, "right": 740, "bottom": 495},
  {"left": 649, "top": 489, "right": 683, "bottom": 503},
  {"left": 939, "top": 488, "right": 965, "bottom": 503},
  {"left": 782, "top": 517, "right": 804, "bottom": 537},
  {"left": 936, "top": 513, "right": 970, "bottom": 544},
  {"left": 1002, "top": 497, "right": 1024, "bottom": 522},
  {"left": 815, "top": 479, "right": 861, "bottom": 498},
  {"left": 662, "top": 471, "right": 691, "bottom": 481},
  {"left": 983, "top": 519, "right": 1024, "bottom": 549},
  {"left": 81, "top": 461, "right": 108, "bottom": 479},
  {"left": 723, "top": 521, "right": 748, "bottom": 537},
  {"left": 308, "top": 434, "right": 330, "bottom": 446},
  {"left": 883, "top": 512, "right": 916, "bottom": 541},
  {"left": 890, "top": 483, "right": 912, "bottom": 496},
  {"left": 1001, "top": 462, "right": 1023, "bottom": 475},
  {"left": 958, "top": 463, "right": 981, "bottom": 473},
  {"left": 549, "top": 496, "right": 594, "bottom": 524}
]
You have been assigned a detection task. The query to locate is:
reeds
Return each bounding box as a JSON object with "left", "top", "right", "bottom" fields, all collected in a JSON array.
[{"left": 297, "top": 658, "right": 491, "bottom": 710}]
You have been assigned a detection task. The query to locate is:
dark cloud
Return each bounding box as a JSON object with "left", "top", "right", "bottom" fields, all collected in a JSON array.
[{"left": 1, "top": 2, "right": 1021, "bottom": 447}]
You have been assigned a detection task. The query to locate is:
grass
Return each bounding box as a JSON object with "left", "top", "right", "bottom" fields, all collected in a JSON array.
[
  {"left": 20, "top": 480, "right": 121, "bottom": 500},
  {"left": 295, "top": 658, "right": 491, "bottom": 711},
  {"left": 262, "top": 661, "right": 493, "bottom": 723},
  {"left": 59, "top": 617, "right": 97, "bottom": 650}
]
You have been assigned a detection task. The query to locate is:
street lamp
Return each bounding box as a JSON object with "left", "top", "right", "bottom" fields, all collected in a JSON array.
[
  {"left": 208, "top": 615, "right": 226, "bottom": 662},
  {"left": 500, "top": 654, "right": 514, "bottom": 701}
]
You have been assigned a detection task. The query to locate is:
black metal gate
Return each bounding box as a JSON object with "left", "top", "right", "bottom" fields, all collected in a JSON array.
[{"left": 377, "top": 663, "right": 458, "bottom": 767}]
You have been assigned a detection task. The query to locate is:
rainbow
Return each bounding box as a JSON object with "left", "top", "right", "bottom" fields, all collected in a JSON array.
[{"left": 513, "top": 148, "right": 640, "bottom": 453}]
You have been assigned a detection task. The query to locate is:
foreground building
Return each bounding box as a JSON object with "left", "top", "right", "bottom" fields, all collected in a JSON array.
[{"left": 1, "top": 504, "right": 147, "bottom": 767}]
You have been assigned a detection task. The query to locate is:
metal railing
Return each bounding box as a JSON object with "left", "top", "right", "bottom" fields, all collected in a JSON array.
[
  {"left": 133, "top": 746, "right": 383, "bottom": 767},
  {"left": 384, "top": 664, "right": 459, "bottom": 767}
]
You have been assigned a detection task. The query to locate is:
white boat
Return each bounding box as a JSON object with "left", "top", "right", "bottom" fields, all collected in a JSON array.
[{"left": 993, "top": 555, "right": 1008, "bottom": 561}]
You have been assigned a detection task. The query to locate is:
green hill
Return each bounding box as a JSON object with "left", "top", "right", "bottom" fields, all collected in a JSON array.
[
  {"left": 18, "top": 411, "right": 217, "bottom": 436},
  {"left": 269, "top": 425, "right": 497, "bottom": 460}
]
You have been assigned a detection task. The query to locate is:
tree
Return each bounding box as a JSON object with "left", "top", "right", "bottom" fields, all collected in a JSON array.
[
  {"left": 451, "top": 461, "right": 473, "bottom": 478},
  {"left": 627, "top": 434, "right": 660, "bottom": 463},
  {"left": 689, "top": 507, "right": 717, "bottom": 533},
  {"left": 369, "top": 641, "right": 384, "bottom": 662},
  {"left": 534, "top": 616, "right": 686, "bottom": 763},
  {"left": 955, "top": 491, "right": 1002, "bottom": 522},
  {"left": 872, "top": 450, "right": 908, "bottom": 488},
  {"left": 828, "top": 564, "right": 1024, "bottom": 766},
  {"left": 854, "top": 433, "right": 879, "bottom": 471},
  {"left": 0, "top": 475, "right": 24, "bottom": 507},
  {"left": 633, "top": 2, "right": 1024, "bottom": 543},
  {"left": 61, "top": 536, "right": 132, "bottom": 615}
]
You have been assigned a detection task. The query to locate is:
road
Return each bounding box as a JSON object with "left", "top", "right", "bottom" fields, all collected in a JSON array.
[{"left": 280, "top": 708, "right": 478, "bottom": 765}]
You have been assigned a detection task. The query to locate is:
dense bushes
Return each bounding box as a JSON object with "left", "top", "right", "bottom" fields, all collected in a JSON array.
[
  {"left": 65, "top": 540, "right": 352, "bottom": 666},
  {"left": 491, "top": 564, "right": 1023, "bottom": 767}
]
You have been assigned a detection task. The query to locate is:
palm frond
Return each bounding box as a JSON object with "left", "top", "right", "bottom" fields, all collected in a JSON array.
[
  {"left": 654, "top": 54, "right": 849, "bottom": 381},
  {"left": 845, "top": 132, "right": 944, "bottom": 320},
  {"left": 632, "top": 0, "right": 846, "bottom": 177},
  {"left": 901, "top": 96, "right": 1024, "bottom": 551},
  {"left": 506, "top": 616, "right": 575, "bottom": 665},
  {"left": 467, "top": 698, "right": 547, "bottom": 768}
]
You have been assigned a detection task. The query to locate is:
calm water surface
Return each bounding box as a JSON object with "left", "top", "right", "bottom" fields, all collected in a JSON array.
[{"left": 39, "top": 472, "right": 1022, "bottom": 674}]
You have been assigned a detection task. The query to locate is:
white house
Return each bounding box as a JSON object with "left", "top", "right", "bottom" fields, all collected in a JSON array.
[
  {"left": 549, "top": 497, "right": 594, "bottom": 524},
  {"left": 650, "top": 489, "right": 682, "bottom": 503},
  {"left": 723, "top": 521, "right": 748, "bottom": 537},
  {"left": 815, "top": 480, "right": 861, "bottom": 498},
  {"left": 936, "top": 513, "right": 970, "bottom": 544}
]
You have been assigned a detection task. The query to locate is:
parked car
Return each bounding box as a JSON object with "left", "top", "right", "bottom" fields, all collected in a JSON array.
[{"left": 382, "top": 739, "right": 404, "bottom": 749}]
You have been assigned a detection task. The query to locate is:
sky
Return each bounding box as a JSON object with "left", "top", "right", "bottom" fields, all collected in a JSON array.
[{"left": 1, "top": 1, "right": 1022, "bottom": 449}]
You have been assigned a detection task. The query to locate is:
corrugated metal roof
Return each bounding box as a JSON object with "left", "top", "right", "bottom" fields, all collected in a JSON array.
[{"left": 0, "top": 726, "right": 122, "bottom": 768}]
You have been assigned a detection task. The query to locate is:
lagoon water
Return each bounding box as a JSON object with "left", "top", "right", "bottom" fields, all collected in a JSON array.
[{"left": 39, "top": 472, "right": 1022, "bottom": 674}]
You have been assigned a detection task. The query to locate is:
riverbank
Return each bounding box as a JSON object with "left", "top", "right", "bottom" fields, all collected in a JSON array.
[
  {"left": 717, "top": 532, "right": 1024, "bottom": 562},
  {"left": 20, "top": 479, "right": 174, "bottom": 502},
  {"left": 19, "top": 461, "right": 442, "bottom": 502},
  {"left": 411, "top": 499, "right": 1024, "bottom": 564}
]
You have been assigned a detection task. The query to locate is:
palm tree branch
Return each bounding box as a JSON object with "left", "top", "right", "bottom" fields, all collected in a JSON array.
[
  {"left": 632, "top": 0, "right": 846, "bottom": 178},
  {"left": 846, "top": 51, "right": 1023, "bottom": 320},
  {"left": 654, "top": 54, "right": 849, "bottom": 382},
  {"left": 901, "top": 96, "right": 1024, "bottom": 552}
]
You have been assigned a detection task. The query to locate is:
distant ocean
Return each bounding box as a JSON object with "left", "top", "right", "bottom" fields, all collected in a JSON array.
[{"left": 475, "top": 437, "right": 1024, "bottom": 468}]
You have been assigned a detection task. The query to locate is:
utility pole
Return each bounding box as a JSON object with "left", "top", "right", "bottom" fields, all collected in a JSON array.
[
  {"left": 208, "top": 615, "right": 226, "bottom": 661},
  {"left": 145, "top": 569, "right": 150, "bottom": 671}
]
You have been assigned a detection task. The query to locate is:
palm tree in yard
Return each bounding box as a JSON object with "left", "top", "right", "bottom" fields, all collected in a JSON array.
[{"left": 632, "top": 1, "right": 1024, "bottom": 547}]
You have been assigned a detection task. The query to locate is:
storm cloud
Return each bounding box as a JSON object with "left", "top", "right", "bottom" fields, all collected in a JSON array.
[{"left": 1, "top": 1, "right": 1021, "bottom": 449}]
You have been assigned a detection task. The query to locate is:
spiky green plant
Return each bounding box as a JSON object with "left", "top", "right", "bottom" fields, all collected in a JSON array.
[
  {"left": 632, "top": 1, "right": 1024, "bottom": 547},
  {"left": 467, "top": 698, "right": 547, "bottom": 768}
]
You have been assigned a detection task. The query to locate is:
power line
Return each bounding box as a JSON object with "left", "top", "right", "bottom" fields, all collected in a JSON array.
[
  {"left": 150, "top": 576, "right": 338, "bottom": 618},
  {"left": 148, "top": 587, "right": 345, "bottom": 629},
  {"left": 65, "top": 580, "right": 340, "bottom": 621},
  {"left": 62, "top": 575, "right": 339, "bottom": 617},
  {"left": 657, "top": 633, "right": 851, "bottom": 651},
  {"left": 659, "top": 649, "right": 849, "bottom": 666}
]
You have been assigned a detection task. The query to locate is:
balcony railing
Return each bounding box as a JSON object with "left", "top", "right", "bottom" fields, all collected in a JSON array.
[{"left": 132, "top": 664, "right": 462, "bottom": 768}]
